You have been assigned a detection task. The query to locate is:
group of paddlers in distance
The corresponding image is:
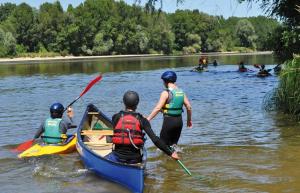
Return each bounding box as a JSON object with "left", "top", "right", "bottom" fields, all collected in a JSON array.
[
  {"left": 194, "top": 56, "right": 282, "bottom": 77},
  {"left": 194, "top": 56, "right": 217, "bottom": 72},
  {"left": 238, "top": 61, "right": 282, "bottom": 77}
]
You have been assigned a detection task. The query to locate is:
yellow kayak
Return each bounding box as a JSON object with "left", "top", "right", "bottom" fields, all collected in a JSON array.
[{"left": 18, "top": 135, "right": 77, "bottom": 158}]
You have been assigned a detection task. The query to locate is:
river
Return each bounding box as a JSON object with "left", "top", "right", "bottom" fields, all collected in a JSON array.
[{"left": 1, "top": 54, "right": 299, "bottom": 193}]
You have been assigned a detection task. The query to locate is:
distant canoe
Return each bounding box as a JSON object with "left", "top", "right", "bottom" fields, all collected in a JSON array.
[
  {"left": 238, "top": 68, "right": 248, "bottom": 72},
  {"left": 76, "top": 104, "right": 146, "bottom": 193},
  {"left": 257, "top": 70, "right": 272, "bottom": 77},
  {"left": 257, "top": 72, "right": 271, "bottom": 77},
  {"left": 18, "top": 135, "right": 76, "bottom": 158},
  {"left": 192, "top": 66, "right": 208, "bottom": 72}
]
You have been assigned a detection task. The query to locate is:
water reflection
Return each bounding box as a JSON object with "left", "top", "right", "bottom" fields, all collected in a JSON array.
[
  {"left": 0, "top": 54, "right": 276, "bottom": 77},
  {"left": 2, "top": 54, "right": 300, "bottom": 193}
]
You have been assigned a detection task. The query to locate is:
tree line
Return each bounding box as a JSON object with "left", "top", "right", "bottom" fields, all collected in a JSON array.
[{"left": 0, "top": 0, "right": 280, "bottom": 58}]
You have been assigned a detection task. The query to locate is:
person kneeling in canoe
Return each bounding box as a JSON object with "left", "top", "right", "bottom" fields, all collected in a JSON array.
[
  {"left": 33, "top": 103, "right": 74, "bottom": 144},
  {"left": 106, "top": 91, "right": 179, "bottom": 164}
]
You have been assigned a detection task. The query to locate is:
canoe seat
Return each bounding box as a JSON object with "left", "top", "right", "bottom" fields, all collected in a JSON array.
[
  {"left": 88, "top": 112, "right": 99, "bottom": 115},
  {"left": 84, "top": 142, "right": 113, "bottom": 147},
  {"left": 81, "top": 130, "right": 113, "bottom": 136}
]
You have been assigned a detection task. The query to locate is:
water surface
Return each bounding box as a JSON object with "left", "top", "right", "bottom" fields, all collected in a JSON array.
[{"left": 1, "top": 54, "right": 299, "bottom": 193}]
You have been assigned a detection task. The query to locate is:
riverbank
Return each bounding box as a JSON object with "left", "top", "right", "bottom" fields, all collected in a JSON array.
[{"left": 0, "top": 51, "right": 273, "bottom": 64}]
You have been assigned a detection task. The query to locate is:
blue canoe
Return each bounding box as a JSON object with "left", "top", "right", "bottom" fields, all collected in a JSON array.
[{"left": 76, "top": 104, "right": 146, "bottom": 193}]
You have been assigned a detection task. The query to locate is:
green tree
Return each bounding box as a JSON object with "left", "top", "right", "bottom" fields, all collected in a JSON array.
[
  {"left": 0, "top": 3, "right": 16, "bottom": 22},
  {"left": 92, "top": 32, "right": 113, "bottom": 55},
  {"left": 239, "top": 1, "right": 299, "bottom": 60},
  {"left": 148, "top": 14, "right": 175, "bottom": 54},
  {"left": 0, "top": 28, "right": 16, "bottom": 57},
  {"left": 235, "top": 19, "right": 257, "bottom": 49},
  {"left": 10, "top": 3, "right": 37, "bottom": 52},
  {"left": 37, "top": 1, "right": 65, "bottom": 52},
  {"left": 248, "top": 16, "right": 280, "bottom": 50}
]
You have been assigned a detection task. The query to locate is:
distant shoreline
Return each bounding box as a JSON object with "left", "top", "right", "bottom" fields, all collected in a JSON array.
[{"left": 0, "top": 51, "right": 273, "bottom": 65}]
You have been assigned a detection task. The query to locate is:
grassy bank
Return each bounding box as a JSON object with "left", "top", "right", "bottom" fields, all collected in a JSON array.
[{"left": 275, "top": 56, "right": 300, "bottom": 119}]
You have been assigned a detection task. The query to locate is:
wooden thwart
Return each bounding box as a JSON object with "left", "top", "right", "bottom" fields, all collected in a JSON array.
[
  {"left": 84, "top": 142, "right": 113, "bottom": 147},
  {"left": 88, "top": 112, "right": 99, "bottom": 115},
  {"left": 81, "top": 130, "right": 113, "bottom": 136}
]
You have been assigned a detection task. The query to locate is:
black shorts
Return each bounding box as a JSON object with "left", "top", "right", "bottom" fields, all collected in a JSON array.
[{"left": 160, "top": 115, "right": 183, "bottom": 146}]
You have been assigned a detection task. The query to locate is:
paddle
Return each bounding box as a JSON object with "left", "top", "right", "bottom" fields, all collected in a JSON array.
[
  {"left": 12, "top": 139, "right": 35, "bottom": 152},
  {"left": 13, "top": 75, "right": 102, "bottom": 153},
  {"left": 168, "top": 146, "right": 206, "bottom": 180},
  {"left": 254, "top": 64, "right": 272, "bottom": 73},
  {"left": 64, "top": 74, "right": 102, "bottom": 112},
  {"left": 177, "top": 159, "right": 192, "bottom": 176}
]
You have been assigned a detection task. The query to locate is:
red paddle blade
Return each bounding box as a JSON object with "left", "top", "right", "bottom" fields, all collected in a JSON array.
[
  {"left": 12, "top": 139, "right": 34, "bottom": 152},
  {"left": 79, "top": 75, "right": 102, "bottom": 97}
]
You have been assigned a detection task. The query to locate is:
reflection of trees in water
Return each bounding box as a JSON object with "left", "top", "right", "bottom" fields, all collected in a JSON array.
[
  {"left": 263, "top": 88, "right": 300, "bottom": 144},
  {"left": 0, "top": 57, "right": 192, "bottom": 77},
  {"left": 0, "top": 54, "right": 276, "bottom": 77}
]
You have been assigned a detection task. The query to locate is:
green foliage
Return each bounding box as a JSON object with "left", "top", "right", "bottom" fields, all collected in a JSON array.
[
  {"left": 239, "top": 1, "right": 299, "bottom": 60},
  {"left": 0, "top": 0, "right": 282, "bottom": 57},
  {"left": 15, "top": 44, "right": 27, "bottom": 54},
  {"left": 182, "top": 46, "right": 196, "bottom": 54},
  {"left": 37, "top": 1, "right": 65, "bottom": 52},
  {"left": 148, "top": 14, "right": 174, "bottom": 54},
  {"left": 269, "top": 26, "right": 300, "bottom": 62},
  {"left": 9, "top": 3, "right": 37, "bottom": 52},
  {"left": 0, "top": 3, "right": 16, "bottom": 22},
  {"left": 275, "top": 56, "right": 300, "bottom": 119},
  {"left": 93, "top": 32, "right": 114, "bottom": 55},
  {"left": 240, "top": 0, "right": 300, "bottom": 27},
  {"left": 235, "top": 19, "right": 257, "bottom": 49},
  {"left": 248, "top": 16, "right": 280, "bottom": 50},
  {"left": 0, "top": 27, "right": 16, "bottom": 56}
]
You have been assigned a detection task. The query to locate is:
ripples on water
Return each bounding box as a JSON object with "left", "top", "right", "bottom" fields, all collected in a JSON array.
[{"left": 1, "top": 56, "right": 300, "bottom": 193}]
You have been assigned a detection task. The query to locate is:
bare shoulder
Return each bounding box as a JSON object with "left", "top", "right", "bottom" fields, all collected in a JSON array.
[{"left": 161, "top": 90, "right": 169, "bottom": 97}]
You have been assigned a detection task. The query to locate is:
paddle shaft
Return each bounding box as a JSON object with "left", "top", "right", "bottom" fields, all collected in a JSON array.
[
  {"left": 64, "top": 75, "right": 102, "bottom": 112},
  {"left": 177, "top": 160, "right": 192, "bottom": 176}
]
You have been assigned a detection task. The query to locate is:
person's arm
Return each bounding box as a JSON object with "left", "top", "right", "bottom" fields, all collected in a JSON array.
[
  {"left": 66, "top": 106, "right": 74, "bottom": 123},
  {"left": 141, "top": 117, "right": 179, "bottom": 160},
  {"left": 63, "top": 107, "right": 76, "bottom": 130},
  {"left": 183, "top": 94, "right": 192, "bottom": 128},
  {"left": 147, "top": 91, "right": 168, "bottom": 121},
  {"left": 112, "top": 113, "right": 121, "bottom": 127},
  {"left": 34, "top": 123, "right": 44, "bottom": 139}
]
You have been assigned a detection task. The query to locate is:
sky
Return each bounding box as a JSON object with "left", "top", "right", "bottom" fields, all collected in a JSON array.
[{"left": 0, "top": 0, "right": 266, "bottom": 19}]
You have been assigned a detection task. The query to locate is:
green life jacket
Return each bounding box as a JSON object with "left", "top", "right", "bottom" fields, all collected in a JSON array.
[
  {"left": 43, "top": 118, "right": 63, "bottom": 144},
  {"left": 162, "top": 88, "right": 184, "bottom": 116}
]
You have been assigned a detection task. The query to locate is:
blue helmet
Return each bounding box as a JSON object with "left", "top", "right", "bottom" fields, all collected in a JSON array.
[
  {"left": 161, "top": 71, "right": 177, "bottom": 83},
  {"left": 50, "top": 102, "right": 64, "bottom": 118}
]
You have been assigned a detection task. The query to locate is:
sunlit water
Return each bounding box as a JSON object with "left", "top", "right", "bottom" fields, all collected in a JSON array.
[{"left": 1, "top": 54, "right": 300, "bottom": 193}]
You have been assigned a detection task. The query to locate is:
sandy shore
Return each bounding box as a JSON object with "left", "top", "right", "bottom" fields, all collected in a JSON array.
[{"left": 0, "top": 51, "right": 273, "bottom": 64}]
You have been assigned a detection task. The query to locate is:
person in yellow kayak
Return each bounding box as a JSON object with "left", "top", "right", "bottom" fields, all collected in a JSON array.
[
  {"left": 106, "top": 91, "right": 179, "bottom": 164},
  {"left": 33, "top": 103, "right": 74, "bottom": 144},
  {"left": 147, "top": 71, "right": 192, "bottom": 150}
]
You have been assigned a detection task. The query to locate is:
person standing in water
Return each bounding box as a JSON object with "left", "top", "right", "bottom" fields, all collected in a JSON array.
[{"left": 147, "top": 71, "right": 192, "bottom": 148}]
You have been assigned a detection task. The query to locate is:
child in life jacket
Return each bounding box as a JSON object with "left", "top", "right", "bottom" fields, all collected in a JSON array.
[{"left": 106, "top": 90, "right": 179, "bottom": 164}]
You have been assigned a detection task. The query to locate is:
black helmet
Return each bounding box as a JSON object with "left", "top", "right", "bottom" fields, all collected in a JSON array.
[
  {"left": 161, "top": 71, "right": 177, "bottom": 83},
  {"left": 123, "top": 91, "right": 139, "bottom": 109},
  {"left": 50, "top": 102, "right": 64, "bottom": 118}
]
